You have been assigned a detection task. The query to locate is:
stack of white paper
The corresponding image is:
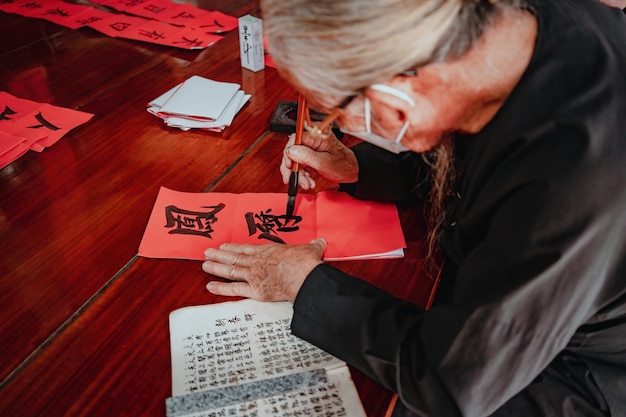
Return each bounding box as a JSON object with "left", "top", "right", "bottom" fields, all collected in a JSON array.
[{"left": 147, "top": 75, "right": 250, "bottom": 132}]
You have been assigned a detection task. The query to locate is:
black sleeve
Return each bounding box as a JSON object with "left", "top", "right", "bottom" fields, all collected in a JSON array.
[
  {"left": 338, "top": 142, "right": 430, "bottom": 204},
  {"left": 291, "top": 264, "right": 462, "bottom": 416}
]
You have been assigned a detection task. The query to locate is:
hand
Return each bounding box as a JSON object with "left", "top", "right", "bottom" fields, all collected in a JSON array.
[
  {"left": 202, "top": 238, "right": 327, "bottom": 303},
  {"left": 280, "top": 130, "right": 359, "bottom": 189},
  {"left": 598, "top": 0, "right": 626, "bottom": 8}
]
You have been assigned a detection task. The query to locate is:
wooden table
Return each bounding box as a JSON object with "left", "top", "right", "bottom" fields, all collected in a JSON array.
[{"left": 0, "top": 2, "right": 437, "bottom": 415}]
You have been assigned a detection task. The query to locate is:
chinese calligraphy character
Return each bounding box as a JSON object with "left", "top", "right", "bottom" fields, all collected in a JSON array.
[
  {"left": 144, "top": 4, "right": 165, "bottom": 14},
  {"left": 172, "top": 11, "right": 195, "bottom": 19},
  {"left": 138, "top": 29, "right": 165, "bottom": 41},
  {"left": 77, "top": 16, "right": 103, "bottom": 25},
  {"left": 121, "top": 0, "right": 145, "bottom": 7},
  {"left": 20, "top": 2, "right": 42, "bottom": 10},
  {"left": 44, "top": 7, "right": 69, "bottom": 17},
  {"left": 241, "top": 25, "right": 251, "bottom": 64},
  {"left": 110, "top": 22, "right": 132, "bottom": 31},
  {"left": 200, "top": 19, "right": 225, "bottom": 32},
  {"left": 172, "top": 37, "right": 203, "bottom": 48},
  {"left": 164, "top": 203, "right": 225, "bottom": 238},
  {"left": 0, "top": 106, "right": 16, "bottom": 121},
  {"left": 245, "top": 209, "right": 302, "bottom": 244},
  {"left": 28, "top": 112, "right": 60, "bottom": 131}
]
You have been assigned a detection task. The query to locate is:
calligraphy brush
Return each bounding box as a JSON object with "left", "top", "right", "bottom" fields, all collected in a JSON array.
[{"left": 285, "top": 94, "right": 307, "bottom": 218}]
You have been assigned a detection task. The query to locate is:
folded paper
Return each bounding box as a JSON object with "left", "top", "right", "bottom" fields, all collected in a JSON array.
[
  {"left": 0, "top": 91, "right": 93, "bottom": 169},
  {"left": 147, "top": 76, "right": 250, "bottom": 132}
]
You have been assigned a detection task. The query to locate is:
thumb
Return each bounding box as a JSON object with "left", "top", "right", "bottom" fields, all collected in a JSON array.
[
  {"left": 287, "top": 145, "right": 319, "bottom": 170},
  {"left": 309, "top": 237, "right": 327, "bottom": 257}
]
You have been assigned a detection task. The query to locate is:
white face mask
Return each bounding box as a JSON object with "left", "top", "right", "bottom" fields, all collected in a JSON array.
[{"left": 341, "top": 84, "right": 414, "bottom": 154}]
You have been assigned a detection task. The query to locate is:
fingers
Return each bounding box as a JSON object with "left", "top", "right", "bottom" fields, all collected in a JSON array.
[
  {"left": 203, "top": 246, "right": 260, "bottom": 299},
  {"left": 298, "top": 169, "right": 315, "bottom": 190},
  {"left": 206, "top": 280, "right": 254, "bottom": 298},
  {"left": 203, "top": 247, "right": 251, "bottom": 266},
  {"left": 282, "top": 151, "right": 315, "bottom": 189},
  {"left": 202, "top": 259, "right": 246, "bottom": 280},
  {"left": 202, "top": 247, "right": 252, "bottom": 282},
  {"left": 281, "top": 128, "right": 339, "bottom": 188},
  {"left": 281, "top": 129, "right": 334, "bottom": 180},
  {"left": 284, "top": 146, "right": 320, "bottom": 189},
  {"left": 281, "top": 148, "right": 293, "bottom": 184}
]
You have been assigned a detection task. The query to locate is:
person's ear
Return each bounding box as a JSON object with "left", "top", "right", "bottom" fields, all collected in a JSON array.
[{"left": 364, "top": 76, "right": 418, "bottom": 132}]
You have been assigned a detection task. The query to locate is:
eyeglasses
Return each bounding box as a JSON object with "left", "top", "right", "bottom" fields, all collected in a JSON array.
[
  {"left": 305, "top": 69, "right": 418, "bottom": 138},
  {"left": 302, "top": 95, "right": 355, "bottom": 138}
]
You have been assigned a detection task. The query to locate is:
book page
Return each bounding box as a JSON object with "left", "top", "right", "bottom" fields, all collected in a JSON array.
[{"left": 169, "top": 299, "right": 344, "bottom": 396}]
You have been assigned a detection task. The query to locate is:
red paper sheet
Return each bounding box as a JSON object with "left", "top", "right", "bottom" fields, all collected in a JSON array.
[
  {"left": 138, "top": 187, "right": 406, "bottom": 261},
  {"left": 0, "top": 0, "right": 234, "bottom": 50},
  {"left": 0, "top": 131, "right": 29, "bottom": 170},
  {"left": 0, "top": 91, "right": 94, "bottom": 166},
  {"left": 35, "top": 0, "right": 93, "bottom": 29}
]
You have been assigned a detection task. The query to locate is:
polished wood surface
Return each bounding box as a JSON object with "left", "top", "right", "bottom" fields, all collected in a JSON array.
[{"left": 0, "top": 2, "right": 436, "bottom": 416}]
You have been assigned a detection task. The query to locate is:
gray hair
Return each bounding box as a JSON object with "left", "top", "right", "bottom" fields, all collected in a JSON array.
[{"left": 261, "top": 0, "right": 529, "bottom": 100}]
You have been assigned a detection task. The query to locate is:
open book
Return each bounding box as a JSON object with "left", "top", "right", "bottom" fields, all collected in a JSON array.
[{"left": 167, "top": 299, "right": 367, "bottom": 417}]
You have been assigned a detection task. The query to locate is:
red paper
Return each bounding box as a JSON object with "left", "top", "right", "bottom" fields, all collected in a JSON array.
[
  {"left": 0, "top": 131, "right": 29, "bottom": 169},
  {"left": 2, "top": 0, "right": 236, "bottom": 50},
  {"left": 86, "top": 14, "right": 153, "bottom": 38},
  {"left": 138, "top": 187, "right": 406, "bottom": 261},
  {"left": 72, "top": 8, "right": 111, "bottom": 29},
  {"left": 1, "top": 0, "right": 42, "bottom": 17},
  {"left": 1, "top": 123, "right": 48, "bottom": 152},
  {"left": 128, "top": 0, "right": 180, "bottom": 19},
  {"left": 198, "top": 11, "right": 239, "bottom": 33},
  {"left": 36, "top": 0, "right": 93, "bottom": 29},
  {"left": 264, "top": 54, "right": 277, "bottom": 69},
  {"left": 0, "top": 91, "right": 94, "bottom": 166},
  {"left": 87, "top": 14, "right": 221, "bottom": 48},
  {"left": 125, "top": 20, "right": 186, "bottom": 47},
  {"left": 117, "top": 0, "right": 180, "bottom": 17},
  {"left": 9, "top": 104, "right": 94, "bottom": 150},
  {"left": 156, "top": 3, "right": 212, "bottom": 25}
]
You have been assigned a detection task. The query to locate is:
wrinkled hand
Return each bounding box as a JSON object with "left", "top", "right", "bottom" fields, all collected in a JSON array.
[
  {"left": 280, "top": 130, "right": 359, "bottom": 189},
  {"left": 202, "top": 238, "right": 326, "bottom": 303}
]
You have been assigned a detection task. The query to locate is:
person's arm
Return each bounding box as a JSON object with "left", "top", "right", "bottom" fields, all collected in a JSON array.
[
  {"left": 292, "top": 131, "right": 624, "bottom": 415},
  {"left": 291, "top": 265, "right": 462, "bottom": 415},
  {"left": 338, "top": 142, "right": 429, "bottom": 203}
]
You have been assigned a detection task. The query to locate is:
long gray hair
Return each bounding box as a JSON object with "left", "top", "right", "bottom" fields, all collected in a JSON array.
[{"left": 261, "top": 0, "right": 529, "bottom": 98}]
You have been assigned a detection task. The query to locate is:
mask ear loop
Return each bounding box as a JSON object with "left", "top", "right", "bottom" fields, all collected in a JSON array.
[
  {"left": 395, "top": 121, "right": 410, "bottom": 144},
  {"left": 364, "top": 98, "right": 372, "bottom": 133},
  {"left": 369, "top": 84, "right": 416, "bottom": 107}
]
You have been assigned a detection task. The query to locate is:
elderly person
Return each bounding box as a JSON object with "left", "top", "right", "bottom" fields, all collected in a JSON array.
[{"left": 202, "top": 0, "right": 626, "bottom": 415}]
